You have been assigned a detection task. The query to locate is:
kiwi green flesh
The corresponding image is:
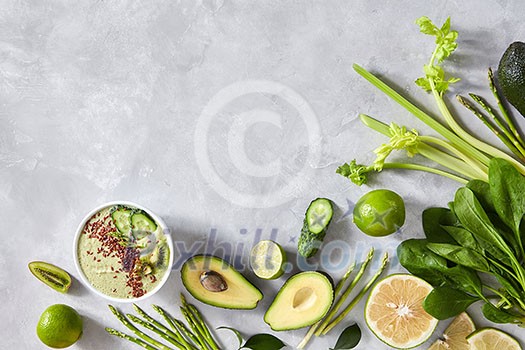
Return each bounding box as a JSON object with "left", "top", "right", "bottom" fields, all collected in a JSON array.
[{"left": 29, "top": 261, "right": 71, "bottom": 293}]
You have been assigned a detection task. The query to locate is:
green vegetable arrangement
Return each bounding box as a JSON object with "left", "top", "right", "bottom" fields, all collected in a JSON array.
[
  {"left": 337, "top": 17, "right": 525, "bottom": 185},
  {"left": 398, "top": 158, "right": 525, "bottom": 325}
]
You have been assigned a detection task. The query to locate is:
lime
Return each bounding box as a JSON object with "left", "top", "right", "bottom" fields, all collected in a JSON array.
[
  {"left": 467, "top": 327, "right": 522, "bottom": 350},
  {"left": 365, "top": 274, "right": 438, "bottom": 349},
  {"left": 250, "top": 240, "right": 286, "bottom": 280},
  {"left": 428, "top": 312, "right": 475, "bottom": 350},
  {"left": 37, "top": 304, "right": 83, "bottom": 348},
  {"left": 353, "top": 189, "right": 405, "bottom": 237}
]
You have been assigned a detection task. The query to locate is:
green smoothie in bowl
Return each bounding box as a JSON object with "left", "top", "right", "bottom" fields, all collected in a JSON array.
[{"left": 75, "top": 202, "right": 173, "bottom": 301}]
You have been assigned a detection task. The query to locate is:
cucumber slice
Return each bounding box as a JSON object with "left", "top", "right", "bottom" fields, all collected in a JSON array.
[
  {"left": 305, "top": 198, "right": 333, "bottom": 234},
  {"left": 131, "top": 211, "right": 158, "bottom": 232},
  {"left": 298, "top": 198, "right": 334, "bottom": 258},
  {"left": 111, "top": 207, "right": 133, "bottom": 233}
]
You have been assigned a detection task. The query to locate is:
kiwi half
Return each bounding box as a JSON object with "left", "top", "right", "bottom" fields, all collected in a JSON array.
[{"left": 28, "top": 261, "right": 72, "bottom": 293}]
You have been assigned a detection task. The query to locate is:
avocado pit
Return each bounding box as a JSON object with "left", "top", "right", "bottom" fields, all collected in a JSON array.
[
  {"left": 292, "top": 287, "right": 317, "bottom": 311},
  {"left": 200, "top": 270, "right": 228, "bottom": 292}
]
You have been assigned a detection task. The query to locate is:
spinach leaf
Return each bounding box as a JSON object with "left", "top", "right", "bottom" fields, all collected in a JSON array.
[
  {"left": 442, "top": 225, "right": 481, "bottom": 251},
  {"left": 467, "top": 179, "right": 495, "bottom": 213},
  {"left": 241, "top": 334, "right": 285, "bottom": 350},
  {"left": 423, "top": 286, "right": 480, "bottom": 319},
  {"left": 442, "top": 264, "right": 483, "bottom": 296},
  {"left": 489, "top": 158, "right": 525, "bottom": 238},
  {"left": 330, "top": 324, "right": 361, "bottom": 350},
  {"left": 397, "top": 239, "right": 447, "bottom": 286},
  {"left": 422, "top": 208, "right": 457, "bottom": 244},
  {"left": 453, "top": 187, "right": 514, "bottom": 265},
  {"left": 427, "top": 243, "right": 490, "bottom": 272},
  {"left": 481, "top": 302, "right": 522, "bottom": 324}
]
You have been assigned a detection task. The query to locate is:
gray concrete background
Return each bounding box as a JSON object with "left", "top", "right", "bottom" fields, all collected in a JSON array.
[{"left": 2, "top": 0, "right": 525, "bottom": 348}]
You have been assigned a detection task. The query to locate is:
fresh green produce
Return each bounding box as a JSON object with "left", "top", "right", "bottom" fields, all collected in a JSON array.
[
  {"left": 180, "top": 255, "right": 263, "bottom": 309},
  {"left": 28, "top": 261, "right": 72, "bottom": 293},
  {"left": 365, "top": 274, "right": 438, "bottom": 349},
  {"left": 218, "top": 327, "right": 286, "bottom": 350},
  {"left": 329, "top": 324, "right": 361, "bottom": 350},
  {"left": 428, "top": 312, "right": 475, "bottom": 350},
  {"left": 498, "top": 42, "right": 525, "bottom": 118},
  {"left": 398, "top": 158, "right": 525, "bottom": 325},
  {"left": 297, "top": 249, "right": 389, "bottom": 349},
  {"left": 106, "top": 294, "right": 220, "bottom": 350},
  {"left": 37, "top": 304, "right": 83, "bottom": 348},
  {"left": 467, "top": 327, "right": 522, "bottom": 350},
  {"left": 337, "top": 17, "right": 525, "bottom": 186},
  {"left": 249, "top": 240, "right": 286, "bottom": 280},
  {"left": 298, "top": 198, "right": 334, "bottom": 258},
  {"left": 352, "top": 189, "right": 405, "bottom": 237},
  {"left": 264, "top": 271, "right": 334, "bottom": 331}
]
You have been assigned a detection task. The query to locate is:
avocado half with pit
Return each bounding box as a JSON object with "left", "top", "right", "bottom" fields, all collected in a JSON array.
[
  {"left": 181, "top": 255, "right": 263, "bottom": 309},
  {"left": 264, "top": 271, "right": 334, "bottom": 331}
]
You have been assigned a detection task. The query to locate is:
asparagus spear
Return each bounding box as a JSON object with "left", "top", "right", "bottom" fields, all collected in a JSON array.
[
  {"left": 133, "top": 304, "right": 188, "bottom": 346},
  {"left": 297, "top": 260, "right": 356, "bottom": 349},
  {"left": 180, "top": 294, "right": 220, "bottom": 350},
  {"left": 315, "top": 248, "right": 375, "bottom": 336},
  {"left": 488, "top": 67, "right": 525, "bottom": 146},
  {"left": 321, "top": 252, "right": 389, "bottom": 335},
  {"left": 108, "top": 305, "right": 175, "bottom": 350},
  {"left": 127, "top": 314, "right": 186, "bottom": 349},
  {"left": 152, "top": 304, "right": 199, "bottom": 350},
  {"left": 106, "top": 327, "right": 159, "bottom": 350}
]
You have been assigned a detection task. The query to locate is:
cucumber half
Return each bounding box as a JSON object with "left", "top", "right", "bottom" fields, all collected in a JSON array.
[
  {"left": 298, "top": 198, "right": 334, "bottom": 258},
  {"left": 305, "top": 198, "right": 333, "bottom": 234}
]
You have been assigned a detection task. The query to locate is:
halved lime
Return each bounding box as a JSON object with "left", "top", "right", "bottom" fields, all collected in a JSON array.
[
  {"left": 428, "top": 312, "right": 475, "bottom": 350},
  {"left": 365, "top": 274, "right": 438, "bottom": 349},
  {"left": 467, "top": 327, "right": 522, "bottom": 350},
  {"left": 250, "top": 240, "right": 286, "bottom": 280}
]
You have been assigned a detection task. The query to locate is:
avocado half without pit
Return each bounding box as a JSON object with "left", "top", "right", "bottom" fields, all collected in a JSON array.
[
  {"left": 181, "top": 255, "right": 263, "bottom": 309},
  {"left": 264, "top": 271, "right": 334, "bottom": 331}
]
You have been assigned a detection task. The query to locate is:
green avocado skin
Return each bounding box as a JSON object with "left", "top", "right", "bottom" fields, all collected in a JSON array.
[{"left": 498, "top": 41, "right": 525, "bottom": 118}]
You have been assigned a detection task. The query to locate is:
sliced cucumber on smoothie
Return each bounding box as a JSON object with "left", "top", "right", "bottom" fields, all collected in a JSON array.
[
  {"left": 131, "top": 212, "right": 158, "bottom": 232},
  {"left": 111, "top": 207, "right": 134, "bottom": 233}
]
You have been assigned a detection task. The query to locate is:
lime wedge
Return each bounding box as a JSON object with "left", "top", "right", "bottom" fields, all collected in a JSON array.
[
  {"left": 428, "top": 312, "right": 475, "bottom": 350},
  {"left": 365, "top": 274, "right": 438, "bottom": 349},
  {"left": 250, "top": 240, "right": 286, "bottom": 280},
  {"left": 467, "top": 327, "right": 522, "bottom": 350}
]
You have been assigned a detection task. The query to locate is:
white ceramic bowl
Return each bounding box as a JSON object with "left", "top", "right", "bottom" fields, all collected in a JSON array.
[{"left": 73, "top": 201, "right": 174, "bottom": 303}]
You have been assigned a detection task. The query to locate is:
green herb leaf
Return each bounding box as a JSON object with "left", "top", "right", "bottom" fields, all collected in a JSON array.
[
  {"left": 453, "top": 187, "right": 514, "bottom": 265},
  {"left": 423, "top": 286, "right": 480, "bottom": 319},
  {"left": 330, "top": 324, "right": 361, "bottom": 350},
  {"left": 427, "top": 243, "right": 490, "bottom": 272},
  {"left": 397, "top": 239, "right": 447, "bottom": 286},
  {"left": 442, "top": 225, "right": 481, "bottom": 251},
  {"left": 489, "top": 158, "right": 525, "bottom": 239},
  {"left": 241, "top": 334, "right": 286, "bottom": 350},
  {"left": 217, "top": 326, "right": 243, "bottom": 348},
  {"left": 422, "top": 208, "right": 457, "bottom": 244},
  {"left": 481, "top": 303, "right": 521, "bottom": 324},
  {"left": 336, "top": 160, "right": 370, "bottom": 186}
]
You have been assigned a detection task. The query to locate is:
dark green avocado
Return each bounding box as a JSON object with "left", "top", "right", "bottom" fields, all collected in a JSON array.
[{"left": 498, "top": 41, "right": 525, "bottom": 118}]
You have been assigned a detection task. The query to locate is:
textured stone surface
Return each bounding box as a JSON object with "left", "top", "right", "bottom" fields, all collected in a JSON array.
[{"left": 1, "top": 1, "right": 525, "bottom": 348}]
